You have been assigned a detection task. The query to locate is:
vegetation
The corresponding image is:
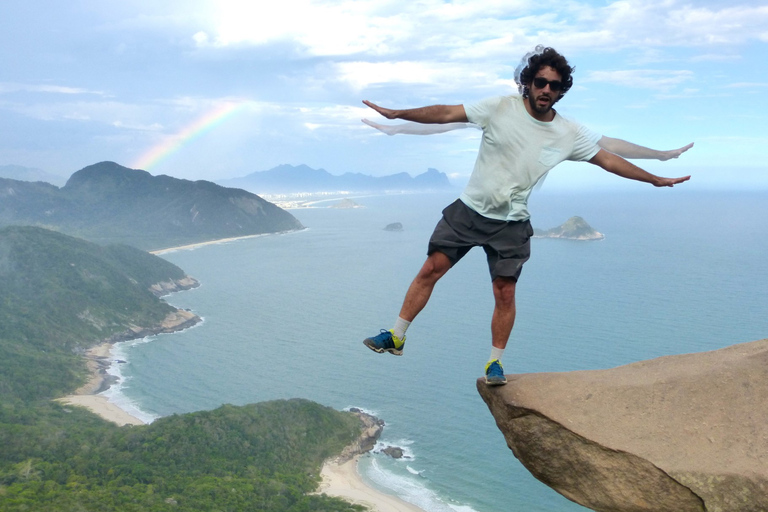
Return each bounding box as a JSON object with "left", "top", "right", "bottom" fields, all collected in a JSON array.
[
  {"left": 0, "top": 226, "right": 184, "bottom": 401},
  {"left": 0, "top": 161, "right": 304, "bottom": 251},
  {"left": 0, "top": 399, "right": 364, "bottom": 511},
  {"left": 0, "top": 227, "right": 365, "bottom": 511}
]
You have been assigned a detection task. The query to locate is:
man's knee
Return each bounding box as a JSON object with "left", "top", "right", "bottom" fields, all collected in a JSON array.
[
  {"left": 492, "top": 277, "right": 517, "bottom": 305},
  {"left": 419, "top": 252, "right": 451, "bottom": 280}
]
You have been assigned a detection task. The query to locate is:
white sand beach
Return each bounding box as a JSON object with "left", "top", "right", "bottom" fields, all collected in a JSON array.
[
  {"left": 57, "top": 394, "right": 145, "bottom": 426},
  {"left": 317, "top": 457, "right": 426, "bottom": 512},
  {"left": 150, "top": 233, "right": 274, "bottom": 255},
  {"left": 56, "top": 342, "right": 145, "bottom": 426}
]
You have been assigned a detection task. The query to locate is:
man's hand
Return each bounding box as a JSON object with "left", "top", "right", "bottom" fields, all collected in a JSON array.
[
  {"left": 363, "top": 100, "right": 399, "bottom": 120},
  {"left": 658, "top": 142, "right": 694, "bottom": 161},
  {"left": 653, "top": 175, "right": 691, "bottom": 187}
]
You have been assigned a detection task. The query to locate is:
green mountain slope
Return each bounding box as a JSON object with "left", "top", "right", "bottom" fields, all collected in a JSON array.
[
  {"left": 0, "top": 161, "right": 304, "bottom": 250},
  {"left": 0, "top": 226, "right": 196, "bottom": 401}
]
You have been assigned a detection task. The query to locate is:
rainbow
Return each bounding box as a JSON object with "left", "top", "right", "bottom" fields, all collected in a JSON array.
[{"left": 131, "top": 101, "right": 247, "bottom": 171}]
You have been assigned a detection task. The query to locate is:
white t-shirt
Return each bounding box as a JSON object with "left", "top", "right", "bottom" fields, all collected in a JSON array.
[{"left": 462, "top": 95, "right": 600, "bottom": 221}]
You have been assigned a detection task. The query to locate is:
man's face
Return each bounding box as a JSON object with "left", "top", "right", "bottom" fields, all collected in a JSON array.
[{"left": 528, "top": 65, "right": 563, "bottom": 116}]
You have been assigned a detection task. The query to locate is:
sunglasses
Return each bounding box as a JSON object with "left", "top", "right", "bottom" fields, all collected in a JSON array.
[{"left": 532, "top": 77, "right": 564, "bottom": 92}]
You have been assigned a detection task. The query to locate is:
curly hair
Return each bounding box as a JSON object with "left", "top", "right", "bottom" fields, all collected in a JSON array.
[{"left": 518, "top": 46, "right": 574, "bottom": 99}]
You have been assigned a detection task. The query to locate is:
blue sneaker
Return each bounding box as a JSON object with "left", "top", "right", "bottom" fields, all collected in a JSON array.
[
  {"left": 484, "top": 359, "right": 507, "bottom": 385},
  {"left": 363, "top": 329, "right": 405, "bottom": 356}
]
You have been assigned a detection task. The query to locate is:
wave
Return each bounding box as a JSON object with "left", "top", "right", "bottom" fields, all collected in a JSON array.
[
  {"left": 372, "top": 438, "right": 416, "bottom": 460},
  {"left": 99, "top": 339, "right": 160, "bottom": 424},
  {"left": 363, "top": 457, "right": 481, "bottom": 512},
  {"left": 98, "top": 320, "right": 202, "bottom": 425}
]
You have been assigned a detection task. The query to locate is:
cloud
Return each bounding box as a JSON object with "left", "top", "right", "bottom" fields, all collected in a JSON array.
[
  {"left": 193, "top": 0, "right": 768, "bottom": 60},
  {"left": 0, "top": 83, "right": 105, "bottom": 96},
  {"left": 583, "top": 69, "right": 694, "bottom": 90},
  {"left": 724, "top": 82, "right": 768, "bottom": 88}
]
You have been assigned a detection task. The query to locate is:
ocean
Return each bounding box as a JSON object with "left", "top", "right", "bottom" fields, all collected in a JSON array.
[{"left": 102, "top": 189, "right": 767, "bottom": 512}]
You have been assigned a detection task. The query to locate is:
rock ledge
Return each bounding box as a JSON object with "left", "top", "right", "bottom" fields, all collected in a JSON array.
[{"left": 477, "top": 339, "right": 768, "bottom": 512}]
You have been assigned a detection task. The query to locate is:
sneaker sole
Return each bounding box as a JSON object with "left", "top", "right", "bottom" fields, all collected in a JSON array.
[
  {"left": 363, "top": 339, "right": 403, "bottom": 356},
  {"left": 485, "top": 376, "right": 507, "bottom": 386}
]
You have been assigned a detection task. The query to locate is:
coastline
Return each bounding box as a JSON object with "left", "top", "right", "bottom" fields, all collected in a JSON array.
[
  {"left": 56, "top": 308, "right": 200, "bottom": 427},
  {"left": 150, "top": 230, "right": 304, "bottom": 255},
  {"left": 317, "top": 456, "right": 426, "bottom": 512},
  {"left": 56, "top": 341, "right": 145, "bottom": 426}
]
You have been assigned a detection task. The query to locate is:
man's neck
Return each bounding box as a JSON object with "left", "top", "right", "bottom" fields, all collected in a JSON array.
[{"left": 523, "top": 97, "right": 556, "bottom": 122}]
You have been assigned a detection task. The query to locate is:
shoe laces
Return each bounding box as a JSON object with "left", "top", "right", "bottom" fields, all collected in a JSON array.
[{"left": 486, "top": 359, "right": 504, "bottom": 376}]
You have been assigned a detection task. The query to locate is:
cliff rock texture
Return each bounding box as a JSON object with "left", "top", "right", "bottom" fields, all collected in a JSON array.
[
  {"left": 477, "top": 339, "right": 768, "bottom": 512},
  {"left": 333, "top": 409, "right": 385, "bottom": 463}
]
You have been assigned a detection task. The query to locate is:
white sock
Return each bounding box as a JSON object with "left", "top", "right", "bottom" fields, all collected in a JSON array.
[
  {"left": 393, "top": 317, "right": 411, "bottom": 340},
  {"left": 489, "top": 346, "right": 505, "bottom": 363}
]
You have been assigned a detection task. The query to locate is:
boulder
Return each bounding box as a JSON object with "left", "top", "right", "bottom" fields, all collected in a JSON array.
[
  {"left": 477, "top": 339, "right": 768, "bottom": 512},
  {"left": 382, "top": 446, "right": 405, "bottom": 459}
]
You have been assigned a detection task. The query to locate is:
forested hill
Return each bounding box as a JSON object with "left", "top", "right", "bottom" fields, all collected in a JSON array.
[
  {"left": 0, "top": 227, "right": 366, "bottom": 512},
  {"left": 0, "top": 398, "right": 364, "bottom": 512},
  {"left": 0, "top": 161, "right": 304, "bottom": 251},
  {"left": 0, "top": 225, "right": 197, "bottom": 401}
]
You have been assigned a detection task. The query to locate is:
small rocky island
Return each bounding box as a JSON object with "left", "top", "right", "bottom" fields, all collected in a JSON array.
[
  {"left": 384, "top": 222, "right": 403, "bottom": 232},
  {"left": 533, "top": 216, "right": 604, "bottom": 240}
]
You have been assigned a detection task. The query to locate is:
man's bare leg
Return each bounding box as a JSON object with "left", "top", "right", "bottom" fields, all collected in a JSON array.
[
  {"left": 491, "top": 276, "right": 517, "bottom": 349},
  {"left": 399, "top": 251, "right": 452, "bottom": 321},
  {"left": 364, "top": 251, "right": 452, "bottom": 355},
  {"left": 485, "top": 276, "right": 517, "bottom": 385}
]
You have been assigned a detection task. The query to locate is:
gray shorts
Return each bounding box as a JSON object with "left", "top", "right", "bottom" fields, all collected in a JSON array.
[{"left": 428, "top": 199, "right": 533, "bottom": 281}]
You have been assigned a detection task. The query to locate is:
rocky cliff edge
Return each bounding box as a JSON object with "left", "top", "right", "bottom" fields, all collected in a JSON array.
[{"left": 477, "top": 339, "right": 768, "bottom": 512}]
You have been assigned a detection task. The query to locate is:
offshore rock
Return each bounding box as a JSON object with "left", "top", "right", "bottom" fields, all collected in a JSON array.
[
  {"left": 384, "top": 222, "right": 403, "bottom": 232},
  {"left": 533, "top": 216, "right": 604, "bottom": 240},
  {"left": 382, "top": 446, "right": 405, "bottom": 459},
  {"left": 477, "top": 339, "right": 768, "bottom": 512}
]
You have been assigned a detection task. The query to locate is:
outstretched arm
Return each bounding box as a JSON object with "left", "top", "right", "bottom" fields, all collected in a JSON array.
[
  {"left": 589, "top": 149, "right": 691, "bottom": 187},
  {"left": 362, "top": 118, "right": 475, "bottom": 135},
  {"left": 363, "top": 100, "right": 468, "bottom": 124},
  {"left": 598, "top": 137, "right": 694, "bottom": 161}
]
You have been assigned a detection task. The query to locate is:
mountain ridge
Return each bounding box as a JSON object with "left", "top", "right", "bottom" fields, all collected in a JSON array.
[
  {"left": 0, "top": 161, "right": 304, "bottom": 250},
  {"left": 217, "top": 163, "right": 455, "bottom": 194}
]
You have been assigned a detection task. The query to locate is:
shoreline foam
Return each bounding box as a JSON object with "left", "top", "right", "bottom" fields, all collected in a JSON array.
[
  {"left": 56, "top": 341, "right": 145, "bottom": 426},
  {"left": 55, "top": 308, "right": 200, "bottom": 427}
]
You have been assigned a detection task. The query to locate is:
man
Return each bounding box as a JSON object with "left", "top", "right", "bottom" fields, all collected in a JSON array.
[{"left": 362, "top": 47, "right": 691, "bottom": 385}]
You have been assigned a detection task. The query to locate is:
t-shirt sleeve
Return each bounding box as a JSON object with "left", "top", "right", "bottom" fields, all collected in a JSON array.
[
  {"left": 579, "top": 124, "right": 602, "bottom": 146},
  {"left": 464, "top": 96, "right": 503, "bottom": 128},
  {"left": 569, "top": 122, "right": 601, "bottom": 161}
]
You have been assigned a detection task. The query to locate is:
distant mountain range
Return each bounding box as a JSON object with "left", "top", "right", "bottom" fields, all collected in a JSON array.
[
  {"left": 0, "top": 161, "right": 303, "bottom": 250},
  {"left": 217, "top": 164, "right": 455, "bottom": 195},
  {"left": 0, "top": 164, "right": 68, "bottom": 187}
]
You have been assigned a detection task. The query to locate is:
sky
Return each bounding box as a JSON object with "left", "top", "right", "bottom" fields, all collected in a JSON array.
[{"left": 1, "top": 0, "right": 767, "bottom": 190}]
